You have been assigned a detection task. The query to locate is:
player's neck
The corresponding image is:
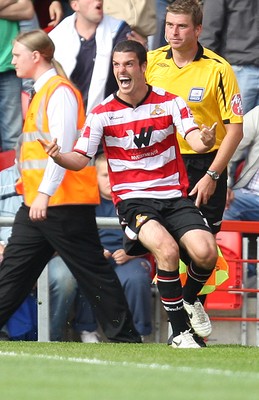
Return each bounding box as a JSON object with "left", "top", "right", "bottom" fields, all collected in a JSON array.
[
  {"left": 171, "top": 46, "right": 197, "bottom": 68},
  {"left": 118, "top": 84, "right": 148, "bottom": 108}
]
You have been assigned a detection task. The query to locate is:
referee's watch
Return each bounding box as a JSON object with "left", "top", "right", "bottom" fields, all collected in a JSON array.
[{"left": 206, "top": 170, "right": 220, "bottom": 181}]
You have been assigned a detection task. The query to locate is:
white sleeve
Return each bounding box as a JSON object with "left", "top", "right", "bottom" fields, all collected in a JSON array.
[
  {"left": 38, "top": 85, "right": 79, "bottom": 196},
  {"left": 74, "top": 112, "right": 103, "bottom": 158}
]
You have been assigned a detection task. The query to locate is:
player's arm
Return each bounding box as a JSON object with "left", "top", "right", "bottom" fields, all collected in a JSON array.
[
  {"left": 185, "top": 122, "right": 217, "bottom": 153},
  {"left": 188, "top": 123, "right": 243, "bottom": 208},
  {"left": 38, "top": 138, "right": 89, "bottom": 171},
  {"left": 173, "top": 96, "right": 217, "bottom": 153},
  {"left": 205, "top": 123, "right": 243, "bottom": 176}
]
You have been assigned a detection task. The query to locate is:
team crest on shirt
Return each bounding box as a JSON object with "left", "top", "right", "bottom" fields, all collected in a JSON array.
[
  {"left": 151, "top": 105, "right": 165, "bottom": 116},
  {"left": 135, "top": 214, "right": 148, "bottom": 228},
  {"left": 188, "top": 87, "right": 205, "bottom": 102},
  {"left": 231, "top": 93, "right": 243, "bottom": 116}
]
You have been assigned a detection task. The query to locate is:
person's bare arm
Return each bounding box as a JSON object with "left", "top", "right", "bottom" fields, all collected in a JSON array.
[
  {"left": 127, "top": 30, "right": 148, "bottom": 50},
  {"left": 48, "top": 1, "right": 63, "bottom": 27},
  {"left": 0, "top": 0, "right": 16, "bottom": 11},
  {"left": 186, "top": 122, "right": 217, "bottom": 153},
  {"left": 189, "top": 123, "right": 243, "bottom": 207},
  {"left": 38, "top": 138, "right": 89, "bottom": 171},
  {"left": 0, "top": 0, "right": 34, "bottom": 20},
  {"left": 204, "top": 123, "right": 243, "bottom": 175}
]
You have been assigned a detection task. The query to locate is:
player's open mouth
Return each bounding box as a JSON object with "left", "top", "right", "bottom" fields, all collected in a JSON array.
[{"left": 119, "top": 77, "right": 131, "bottom": 88}]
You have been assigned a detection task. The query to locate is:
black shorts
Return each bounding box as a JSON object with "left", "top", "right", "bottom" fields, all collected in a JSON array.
[
  {"left": 117, "top": 197, "right": 211, "bottom": 256},
  {"left": 182, "top": 150, "right": 227, "bottom": 234}
]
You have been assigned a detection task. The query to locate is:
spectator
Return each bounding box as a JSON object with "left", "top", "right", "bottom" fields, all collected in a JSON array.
[
  {"left": 0, "top": 30, "right": 141, "bottom": 344},
  {"left": 200, "top": 0, "right": 259, "bottom": 115},
  {"left": 0, "top": 0, "right": 34, "bottom": 151},
  {"left": 148, "top": 0, "right": 170, "bottom": 50},
  {"left": 74, "top": 152, "right": 153, "bottom": 342},
  {"left": 223, "top": 105, "right": 259, "bottom": 286},
  {"left": 145, "top": 0, "right": 243, "bottom": 309},
  {"left": 40, "top": 39, "right": 219, "bottom": 348},
  {"left": 0, "top": 161, "right": 26, "bottom": 341},
  {"left": 33, "top": 0, "right": 64, "bottom": 29},
  {"left": 103, "top": 0, "right": 157, "bottom": 39},
  {"left": 48, "top": 0, "right": 146, "bottom": 114}
]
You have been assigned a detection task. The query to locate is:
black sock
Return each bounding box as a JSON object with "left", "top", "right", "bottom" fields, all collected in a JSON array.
[
  {"left": 183, "top": 262, "right": 213, "bottom": 304},
  {"left": 157, "top": 268, "right": 189, "bottom": 337}
]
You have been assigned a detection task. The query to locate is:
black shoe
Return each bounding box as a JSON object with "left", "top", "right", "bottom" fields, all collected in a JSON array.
[
  {"left": 0, "top": 331, "right": 10, "bottom": 341},
  {"left": 192, "top": 332, "right": 206, "bottom": 347}
]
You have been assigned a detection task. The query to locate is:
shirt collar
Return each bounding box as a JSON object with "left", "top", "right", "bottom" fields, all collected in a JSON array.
[
  {"left": 165, "top": 42, "right": 204, "bottom": 62},
  {"left": 34, "top": 68, "right": 57, "bottom": 93}
]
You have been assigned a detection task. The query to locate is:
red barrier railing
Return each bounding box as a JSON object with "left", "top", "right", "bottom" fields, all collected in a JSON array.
[
  {"left": 210, "top": 221, "right": 259, "bottom": 346},
  {"left": 221, "top": 220, "right": 259, "bottom": 234}
]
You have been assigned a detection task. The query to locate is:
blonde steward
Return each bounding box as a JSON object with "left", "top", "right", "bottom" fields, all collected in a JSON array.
[{"left": 15, "top": 30, "right": 99, "bottom": 206}]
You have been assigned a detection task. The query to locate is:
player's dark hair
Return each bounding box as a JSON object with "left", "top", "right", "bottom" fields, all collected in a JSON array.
[{"left": 112, "top": 40, "right": 147, "bottom": 66}]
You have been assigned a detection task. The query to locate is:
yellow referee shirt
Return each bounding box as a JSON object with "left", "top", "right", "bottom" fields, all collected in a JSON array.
[{"left": 146, "top": 43, "right": 243, "bottom": 154}]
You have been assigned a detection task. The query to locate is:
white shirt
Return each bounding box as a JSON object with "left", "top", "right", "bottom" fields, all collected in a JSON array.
[{"left": 34, "top": 69, "right": 79, "bottom": 196}]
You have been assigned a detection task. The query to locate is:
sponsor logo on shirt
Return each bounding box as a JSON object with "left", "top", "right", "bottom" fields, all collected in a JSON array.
[
  {"left": 231, "top": 93, "right": 243, "bottom": 116},
  {"left": 126, "top": 126, "right": 154, "bottom": 148},
  {"left": 188, "top": 87, "right": 205, "bottom": 102}
]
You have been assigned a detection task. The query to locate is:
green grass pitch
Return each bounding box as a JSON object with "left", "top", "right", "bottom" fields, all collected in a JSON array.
[{"left": 1, "top": 342, "right": 259, "bottom": 400}]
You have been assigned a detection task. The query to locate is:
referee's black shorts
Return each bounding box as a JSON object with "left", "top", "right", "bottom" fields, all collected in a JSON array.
[{"left": 182, "top": 150, "right": 227, "bottom": 235}]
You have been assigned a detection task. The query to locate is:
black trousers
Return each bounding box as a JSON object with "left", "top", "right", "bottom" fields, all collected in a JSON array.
[{"left": 0, "top": 203, "right": 140, "bottom": 342}]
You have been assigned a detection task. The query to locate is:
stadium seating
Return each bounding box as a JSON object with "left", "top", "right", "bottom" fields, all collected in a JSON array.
[
  {"left": 0, "top": 150, "right": 16, "bottom": 171},
  {"left": 205, "top": 231, "right": 243, "bottom": 310}
]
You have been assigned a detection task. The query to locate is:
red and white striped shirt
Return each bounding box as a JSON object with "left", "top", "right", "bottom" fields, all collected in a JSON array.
[{"left": 74, "top": 86, "right": 198, "bottom": 205}]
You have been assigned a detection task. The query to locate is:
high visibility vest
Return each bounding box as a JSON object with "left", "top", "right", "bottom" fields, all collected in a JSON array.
[{"left": 19, "top": 75, "right": 99, "bottom": 207}]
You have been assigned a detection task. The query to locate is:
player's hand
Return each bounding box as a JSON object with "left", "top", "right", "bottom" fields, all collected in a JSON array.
[
  {"left": 189, "top": 174, "right": 217, "bottom": 208},
  {"left": 38, "top": 138, "right": 61, "bottom": 159},
  {"left": 199, "top": 122, "right": 217, "bottom": 149}
]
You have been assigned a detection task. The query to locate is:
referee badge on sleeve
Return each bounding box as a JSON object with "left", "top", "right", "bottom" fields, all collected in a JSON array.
[{"left": 188, "top": 87, "right": 205, "bottom": 102}]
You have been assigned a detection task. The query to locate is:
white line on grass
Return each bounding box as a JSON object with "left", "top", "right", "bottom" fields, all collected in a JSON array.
[{"left": 0, "top": 350, "right": 258, "bottom": 379}]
